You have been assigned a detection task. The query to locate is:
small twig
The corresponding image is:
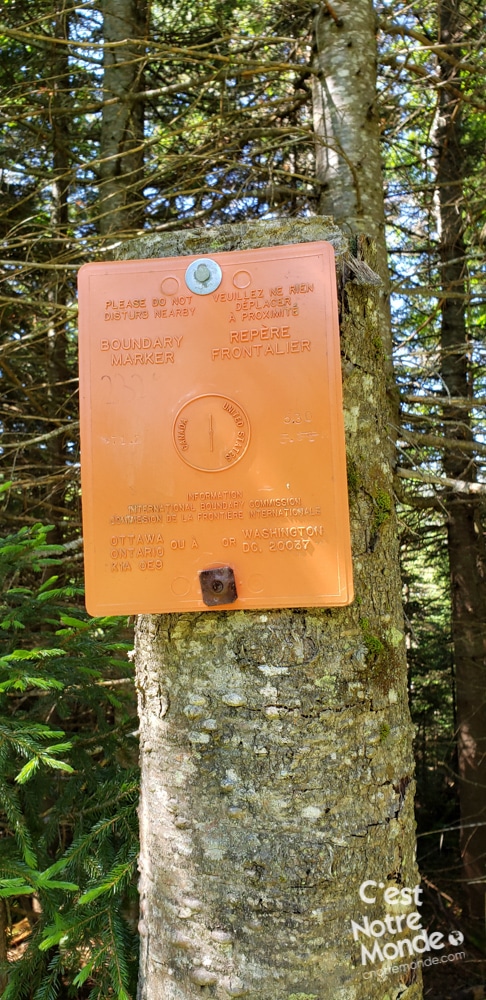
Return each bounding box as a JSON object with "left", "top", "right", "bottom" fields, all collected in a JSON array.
[{"left": 323, "top": 2, "right": 344, "bottom": 27}]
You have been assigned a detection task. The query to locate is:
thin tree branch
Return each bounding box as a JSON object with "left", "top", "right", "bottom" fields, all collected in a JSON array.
[
  {"left": 396, "top": 467, "right": 486, "bottom": 495},
  {"left": 402, "top": 395, "right": 486, "bottom": 409},
  {"left": 1, "top": 422, "right": 79, "bottom": 453}
]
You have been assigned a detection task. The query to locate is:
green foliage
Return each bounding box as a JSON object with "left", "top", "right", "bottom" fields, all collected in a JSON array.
[{"left": 0, "top": 526, "right": 139, "bottom": 999}]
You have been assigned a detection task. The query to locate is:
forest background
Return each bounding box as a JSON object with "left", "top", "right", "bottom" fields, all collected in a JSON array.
[{"left": 0, "top": 0, "right": 485, "bottom": 997}]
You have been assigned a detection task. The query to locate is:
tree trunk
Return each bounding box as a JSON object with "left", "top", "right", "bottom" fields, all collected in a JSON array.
[
  {"left": 311, "top": 0, "right": 393, "bottom": 444},
  {"left": 99, "top": 0, "right": 146, "bottom": 237},
  {"left": 436, "top": 0, "right": 486, "bottom": 921},
  {"left": 311, "top": 2, "right": 387, "bottom": 287},
  {"left": 117, "top": 219, "right": 420, "bottom": 1000},
  {"left": 0, "top": 899, "right": 7, "bottom": 994},
  {"left": 46, "top": 0, "right": 72, "bottom": 541}
]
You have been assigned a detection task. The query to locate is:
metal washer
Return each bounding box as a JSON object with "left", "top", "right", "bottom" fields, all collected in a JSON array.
[{"left": 185, "top": 257, "right": 223, "bottom": 295}]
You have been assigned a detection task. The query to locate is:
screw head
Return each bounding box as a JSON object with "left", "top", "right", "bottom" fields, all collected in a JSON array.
[
  {"left": 185, "top": 257, "right": 222, "bottom": 295},
  {"left": 195, "top": 263, "right": 211, "bottom": 283}
]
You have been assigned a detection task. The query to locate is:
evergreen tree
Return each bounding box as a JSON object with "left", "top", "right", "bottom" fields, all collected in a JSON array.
[
  {"left": 379, "top": 0, "right": 486, "bottom": 925},
  {"left": 1, "top": 0, "right": 485, "bottom": 992}
]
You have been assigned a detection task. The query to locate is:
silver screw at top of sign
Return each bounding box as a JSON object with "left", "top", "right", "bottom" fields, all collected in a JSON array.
[{"left": 185, "top": 257, "right": 223, "bottom": 295}]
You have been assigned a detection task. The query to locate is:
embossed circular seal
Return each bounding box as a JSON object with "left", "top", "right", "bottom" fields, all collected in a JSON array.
[{"left": 173, "top": 394, "right": 250, "bottom": 472}]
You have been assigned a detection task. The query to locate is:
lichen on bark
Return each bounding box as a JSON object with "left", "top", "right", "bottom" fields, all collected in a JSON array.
[{"left": 121, "top": 220, "right": 421, "bottom": 1000}]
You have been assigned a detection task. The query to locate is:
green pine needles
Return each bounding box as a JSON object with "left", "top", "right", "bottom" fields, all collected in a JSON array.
[{"left": 0, "top": 524, "right": 139, "bottom": 999}]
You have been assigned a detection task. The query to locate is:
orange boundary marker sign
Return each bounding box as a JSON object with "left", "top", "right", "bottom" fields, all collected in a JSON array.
[{"left": 78, "top": 241, "right": 353, "bottom": 613}]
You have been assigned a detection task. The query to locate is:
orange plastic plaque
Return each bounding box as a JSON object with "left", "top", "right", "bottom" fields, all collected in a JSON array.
[{"left": 78, "top": 241, "right": 353, "bottom": 614}]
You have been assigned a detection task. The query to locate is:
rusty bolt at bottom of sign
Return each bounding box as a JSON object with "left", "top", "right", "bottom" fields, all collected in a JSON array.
[{"left": 199, "top": 566, "right": 238, "bottom": 606}]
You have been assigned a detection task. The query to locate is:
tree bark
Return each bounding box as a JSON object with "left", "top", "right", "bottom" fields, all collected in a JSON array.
[
  {"left": 99, "top": 0, "right": 147, "bottom": 237},
  {"left": 435, "top": 0, "right": 486, "bottom": 921},
  {"left": 118, "top": 219, "right": 420, "bottom": 1000}
]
